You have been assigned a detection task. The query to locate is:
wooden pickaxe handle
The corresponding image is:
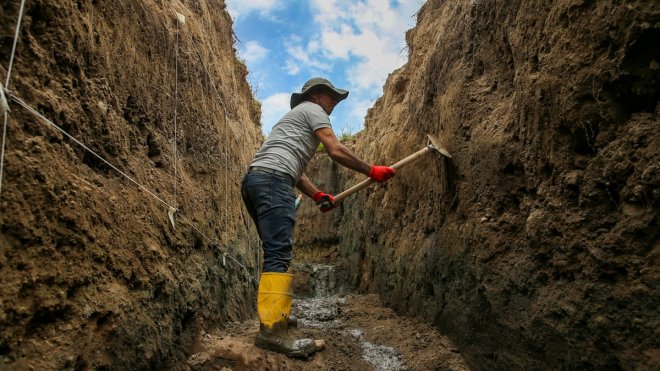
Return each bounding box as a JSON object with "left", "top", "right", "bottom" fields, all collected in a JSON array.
[{"left": 333, "top": 146, "right": 433, "bottom": 203}]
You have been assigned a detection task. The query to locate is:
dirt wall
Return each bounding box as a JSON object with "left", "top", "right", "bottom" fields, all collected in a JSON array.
[
  {"left": 0, "top": 0, "right": 261, "bottom": 369},
  {"left": 299, "top": 0, "right": 659, "bottom": 369}
]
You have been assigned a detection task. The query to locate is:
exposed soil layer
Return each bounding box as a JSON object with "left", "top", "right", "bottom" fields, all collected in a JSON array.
[
  {"left": 298, "top": 1, "right": 659, "bottom": 369},
  {"left": 0, "top": 0, "right": 261, "bottom": 369}
]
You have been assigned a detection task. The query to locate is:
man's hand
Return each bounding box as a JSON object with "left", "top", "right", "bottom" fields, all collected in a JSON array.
[
  {"left": 369, "top": 165, "right": 396, "bottom": 183},
  {"left": 313, "top": 191, "right": 337, "bottom": 213}
]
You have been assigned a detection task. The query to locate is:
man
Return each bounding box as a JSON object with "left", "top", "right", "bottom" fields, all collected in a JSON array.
[{"left": 241, "top": 77, "right": 396, "bottom": 358}]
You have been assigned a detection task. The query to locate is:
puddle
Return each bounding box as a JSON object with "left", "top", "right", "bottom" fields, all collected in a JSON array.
[
  {"left": 293, "top": 295, "right": 346, "bottom": 328},
  {"left": 291, "top": 263, "right": 408, "bottom": 370},
  {"left": 349, "top": 329, "right": 406, "bottom": 371}
]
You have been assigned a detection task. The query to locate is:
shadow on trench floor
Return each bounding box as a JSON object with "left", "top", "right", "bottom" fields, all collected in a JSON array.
[{"left": 186, "top": 264, "right": 468, "bottom": 371}]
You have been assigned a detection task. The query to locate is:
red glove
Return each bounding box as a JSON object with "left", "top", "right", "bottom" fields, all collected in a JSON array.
[
  {"left": 313, "top": 191, "right": 337, "bottom": 213},
  {"left": 369, "top": 165, "right": 396, "bottom": 183}
]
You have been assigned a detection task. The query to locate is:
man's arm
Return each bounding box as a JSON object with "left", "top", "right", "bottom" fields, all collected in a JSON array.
[
  {"left": 313, "top": 128, "right": 371, "bottom": 175},
  {"left": 296, "top": 174, "right": 322, "bottom": 198},
  {"left": 302, "top": 127, "right": 395, "bottom": 213},
  {"left": 297, "top": 173, "right": 336, "bottom": 212}
]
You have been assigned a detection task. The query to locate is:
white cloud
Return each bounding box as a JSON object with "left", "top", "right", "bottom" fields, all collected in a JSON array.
[
  {"left": 309, "top": 0, "right": 417, "bottom": 89},
  {"left": 347, "top": 98, "right": 374, "bottom": 122},
  {"left": 226, "top": 0, "right": 282, "bottom": 19},
  {"left": 284, "top": 62, "right": 301, "bottom": 76},
  {"left": 279, "top": 1, "right": 417, "bottom": 84},
  {"left": 233, "top": 1, "right": 422, "bottom": 134},
  {"left": 311, "top": 0, "right": 346, "bottom": 24},
  {"left": 339, "top": 97, "right": 375, "bottom": 133},
  {"left": 319, "top": 27, "right": 399, "bottom": 89},
  {"left": 260, "top": 92, "right": 291, "bottom": 133},
  {"left": 274, "top": 0, "right": 420, "bottom": 132},
  {"left": 284, "top": 36, "right": 332, "bottom": 75},
  {"left": 240, "top": 41, "right": 269, "bottom": 65}
]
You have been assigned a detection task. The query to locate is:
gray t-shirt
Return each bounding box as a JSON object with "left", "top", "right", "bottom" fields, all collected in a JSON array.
[{"left": 250, "top": 101, "right": 331, "bottom": 182}]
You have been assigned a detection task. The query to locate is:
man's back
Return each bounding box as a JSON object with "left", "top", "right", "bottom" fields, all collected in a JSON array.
[{"left": 251, "top": 101, "right": 332, "bottom": 181}]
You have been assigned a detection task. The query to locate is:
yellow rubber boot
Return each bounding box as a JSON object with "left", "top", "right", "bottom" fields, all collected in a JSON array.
[{"left": 255, "top": 272, "right": 323, "bottom": 358}]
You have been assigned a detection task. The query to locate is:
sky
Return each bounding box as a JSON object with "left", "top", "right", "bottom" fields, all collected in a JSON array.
[{"left": 227, "top": 0, "right": 422, "bottom": 135}]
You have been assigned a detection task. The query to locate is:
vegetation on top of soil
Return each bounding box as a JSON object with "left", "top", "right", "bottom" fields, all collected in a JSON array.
[{"left": 317, "top": 129, "right": 356, "bottom": 152}]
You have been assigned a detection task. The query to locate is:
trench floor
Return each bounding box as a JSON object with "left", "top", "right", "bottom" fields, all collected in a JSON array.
[{"left": 186, "top": 294, "right": 469, "bottom": 370}]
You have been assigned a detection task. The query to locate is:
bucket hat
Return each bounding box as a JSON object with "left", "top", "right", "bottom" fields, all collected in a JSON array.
[{"left": 290, "top": 77, "right": 349, "bottom": 109}]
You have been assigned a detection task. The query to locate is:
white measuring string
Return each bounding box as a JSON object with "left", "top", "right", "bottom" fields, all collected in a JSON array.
[
  {"left": 166, "top": 16, "right": 258, "bottom": 283},
  {"left": 186, "top": 36, "right": 232, "bottom": 233},
  {"left": 225, "top": 92, "right": 229, "bottom": 241},
  {"left": 178, "top": 21, "right": 261, "bottom": 281},
  {"left": 10, "top": 91, "right": 257, "bottom": 283},
  {"left": 186, "top": 36, "right": 254, "bottom": 229},
  {"left": 0, "top": 113, "right": 8, "bottom": 198},
  {"left": 4, "top": 0, "right": 27, "bottom": 88},
  {"left": 187, "top": 36, "right": 249, "bottom": 165},
  {"left": 173, "top": 17, "right": 180, "bottom": 210},
  {"left": 178, "top": 213, "right": 257, "bottom": 284},
  {"left": 1, "top": 0, "right": 28, "bottom": 198},
  {"left": 10, "top": 93, "right": 174, "bottom": 208},
  {"left": 185, "top": 34, "right": 259, "bottom": 270}
]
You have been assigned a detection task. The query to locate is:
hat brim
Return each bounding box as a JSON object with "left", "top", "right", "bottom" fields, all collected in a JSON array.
[{"left": 290, "top": 85, "right": 349, "bottom": 109}]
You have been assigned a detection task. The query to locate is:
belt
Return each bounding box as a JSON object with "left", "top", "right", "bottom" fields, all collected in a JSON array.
[{"left": 249, "top": 166, "right": 294, "bottom": 184}]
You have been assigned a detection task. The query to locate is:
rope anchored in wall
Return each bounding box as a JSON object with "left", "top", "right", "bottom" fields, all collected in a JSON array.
[
  {"left": 0, "top": 0, "right": 26, "bottom": 199},
  {"left": 0, "top": 6, "right": 258, "bottom": 285},
  {"left": 171, "top": 11, "right": 186, "bottom": 227},
  {"left": 6, "top": 90, "right": 257, "bottom": 284}
]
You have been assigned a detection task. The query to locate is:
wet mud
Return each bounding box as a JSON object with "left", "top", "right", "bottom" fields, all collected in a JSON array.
[{"left": 186, "top": 264, "right": 469, "bottom": 370}]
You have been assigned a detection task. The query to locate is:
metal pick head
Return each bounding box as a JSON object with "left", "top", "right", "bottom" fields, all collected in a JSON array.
[
  {"left": 427, "top": 134, "right": 453, "bottom": 159},
  {"left": 176, "top": 12, "right": 186, "bottom": 25}
]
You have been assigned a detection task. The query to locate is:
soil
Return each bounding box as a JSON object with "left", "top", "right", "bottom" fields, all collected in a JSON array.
[
  {"left": 186, "top": 294, "right": 468, "bottom": 371},
  {"left": 1, "top": 1, "right": 263, "bottom": 369},
  {"left": 297, "top": 1, "right": 659, "bottom": 370}
]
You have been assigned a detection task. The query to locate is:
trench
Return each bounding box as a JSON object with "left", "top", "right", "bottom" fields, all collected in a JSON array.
[{"left": 2, "top": 1, "right": 655, "bottom": 369}]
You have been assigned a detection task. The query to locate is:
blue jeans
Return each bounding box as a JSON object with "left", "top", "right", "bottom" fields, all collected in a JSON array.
[{"left": 241, "top": 171, "right": 296, "bottom": 272}]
